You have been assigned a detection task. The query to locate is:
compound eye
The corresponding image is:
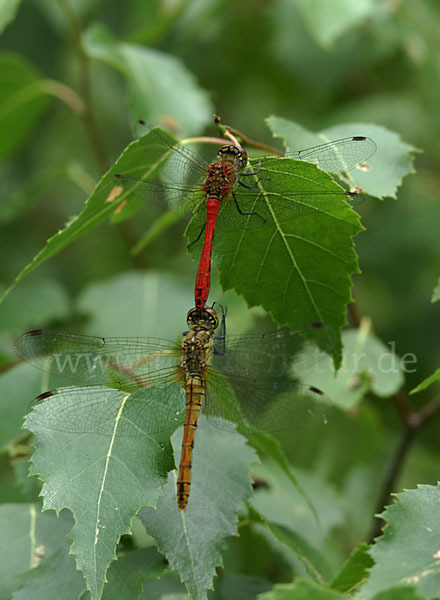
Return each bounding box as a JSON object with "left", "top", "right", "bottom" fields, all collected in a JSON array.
[
  {"left": 217, "top": 145, "right": 231, "bottom": 160},
  {"left": 237, "top": 148, "right": 248, "bottom": 169},
  {"left": 204, "top": 307, "right": 219, "bottom": 329},
  {"left": 217, "top": 145, "right": 247, "bottom": 169},
  {"left": 187, "top": 307, "right": 219, "bottom": 330}
]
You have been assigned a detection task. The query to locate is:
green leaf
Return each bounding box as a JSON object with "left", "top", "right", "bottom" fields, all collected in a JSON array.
[
  {"left": 13, "top": 544, "right": 166, "bottom": 600},
  {"left": 250, "top": 464, "right": 344, "bottom": 543},
  {"left": 258, "top": 581, "right": 425, "bottom": 600},
  {"left": 330, "top": 543, "right": 374, "bottom": 593},
  {"left": 254, "top": 514, "right": 330, "bottom": 584},
  {"left": 0, "top": 132, "right": 155, "bottom": 304},
  {"left": 210, "top": 574, "right": 271, "bottom": 600},
  {"left": 267, "top": 116, "right": 416, "bottom": 200},
  {"left": 250, "top": 462, "right": 344, "bottom": 579},
  {"left": 138, "top": 420, "right": 257, "bottom": 600},
  {"left": 0, "top": 363, "right": 43, "bottom": 449},
  {"left": 369, "top": 587, "right": 426, "bottom": 600},
  {"left": 98, "top": 547, "right": 167, "bottom": 600},
  {"left": 358, "top": 483, "right": 440, "bottom": 599},
  {"left": 187, "top": 155, "right": 362, "bottom": 366},
  {"left": 294, "top": 326, "right": 405, "bottom": 410},
  {"left": 74, "top": 269, "right": 255, "bottom": 343},
  {"left": 258, "top": 579, "right": 345, "bottom": 599},
  {"left": 0, "top": 278, "right": 69, "bottom": 332},
  {"left": 141, "top": 572, "right": 188, "bottom": 599},
  {"left": 25, "top": 384, "right": 184, "bottom": 600},
  {"left": 76, "top": 270, "right": 192, "bottom": 338},
  {"left": 0, "top": 0, "right": 22, "bottom": 34},
  {"left": 431, "top": 278, "right": 440, "bottom": 303},
  {"left": 13, "top": 546, "right": 85, "bottom": 600},
  {"left": 410, "top": 368, "right": 440, "bottom": 395},
  {"left": 83, "top": 23, "right": 213, "bottom": 135},
  {"left": 372, "top": 586, "right": 425, "bottom": 600},
  {"left": 295, "top": 0, "right": 378, "bottom": 48},
  {"left": 0, "top": 504, "right": 73, "bottom": 600},
  {"left": 250, "top": 434, "right": 320, "bottom": 525},
  {"left": 0, "top": 52, "right": 49, "bottom": 159}
]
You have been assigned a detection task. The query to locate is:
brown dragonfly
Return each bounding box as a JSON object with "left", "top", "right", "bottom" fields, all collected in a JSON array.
[{"left": 16, "top": 308, "right": 332, "bottom": 509}]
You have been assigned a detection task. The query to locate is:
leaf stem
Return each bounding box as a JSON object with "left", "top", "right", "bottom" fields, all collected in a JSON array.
[{"left": 180, "top": 136, "right": 229, "bottom": 147}]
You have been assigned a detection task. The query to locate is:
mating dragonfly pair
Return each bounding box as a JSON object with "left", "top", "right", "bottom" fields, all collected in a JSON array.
[{"left": 17, "top": 125, "right": 376, "bottom": 509}]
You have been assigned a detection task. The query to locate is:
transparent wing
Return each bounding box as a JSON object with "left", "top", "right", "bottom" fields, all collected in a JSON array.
[
  {"left": 117, "top": 131, "right": 375, "bottom": 230},
  {"left": 136, "top": 123, "right": 209, "bottom": 184},
  {"left": 213, "top": 186, "right": 356, "bottom": 232},
  {"left": 24, "top": 383, "right": 186, "bottom": 437},
  {"left": 245, "top": 136, "right": 377, "bottom": 175},
  {"left": 116, "top": 125, "right": 209, "bottom": 217},
  {"left": 15, "top": 329, "right": 182, "bottom": 391},
  {"left": 114, "top": 175, "right": 205, "bottom": 220},
  {"left": 204, "top": 329, "right": 331, "bottom": 433},
  {"left": 186, "top": 143, "right": 370, "bottom": 234}
]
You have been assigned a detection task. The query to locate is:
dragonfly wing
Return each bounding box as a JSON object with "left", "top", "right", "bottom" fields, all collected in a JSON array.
[
  {"left": 136, "top": 124, "right": 209, "bottom": 185},
  {"left": 115, "top": 175, "right": 205, "bottom": 220},
  {"left": 242, "top": 136, "right": 376, "bottom": 175},
  {"left": 210, "top": 156, "right": 361, "bottom": 232},
  {"left": 116, "top": 126, "right": 209, "bottom": 218},
  {"left": 204, "top": 371, "right": 328, "bottom": 434},
  {"left": 15, "top": 330, "right": 181, "bottom": 391},
  {"left": 205, "top": 329, "right": 331, "bottom": 433},
  {"left": 25, "top": 383, "right": 186, "bottom": 437},
  {"left": 289, "top": 136, "right": 377, "bottom": 173}
]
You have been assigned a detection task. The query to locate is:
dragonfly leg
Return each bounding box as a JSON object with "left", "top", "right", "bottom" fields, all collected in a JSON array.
[
  {"left": 238, "top": 179, "right": 259, "bottom": 190},
  {"left": 233, "top": 192, "right": 266, "bottom": 224},
  {"left": 187, "top": 222, "right": 206, "bottom": 249},
  {"left": 239, "top": 159, "right": 262, "bottom": 177},
  {"left": 213, "top": 304, "right": 227, "bottom": 356}
]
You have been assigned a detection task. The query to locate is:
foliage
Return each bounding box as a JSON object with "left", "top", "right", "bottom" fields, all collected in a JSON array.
[{"left": 1, "top": 1, "right": 440, "bottom": 600}]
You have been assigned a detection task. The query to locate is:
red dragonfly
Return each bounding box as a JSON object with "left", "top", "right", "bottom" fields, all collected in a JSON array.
[{"left": 116, "top": 124, "right": 376, "bottom": 309}]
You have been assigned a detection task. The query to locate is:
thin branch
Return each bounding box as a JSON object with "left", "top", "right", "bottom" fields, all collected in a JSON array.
[
  {"left": 367, "top": 423, "right": 415, "bottom": 543},
  {"left": 57, "top": 0, "right": 108, "bottom": 172},
  {"left": 224, "top": 125, "right": 284, "bottom": 156},
  {"left": 181, "top": 136, "right": 229, "bottom": 147},
  {"left": 40, "top": 79, "right": 87, "bottom": 116},
  {"left": 347, "top": 302, "right": 362, "bottom": 328},
  {"left": 368, "top": 394, "right": 440, "bottom": 542}
]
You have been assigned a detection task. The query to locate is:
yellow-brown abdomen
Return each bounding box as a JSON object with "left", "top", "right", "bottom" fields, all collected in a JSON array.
[{"left": 177, "top": 374, "right": 205, "bottom": 510}]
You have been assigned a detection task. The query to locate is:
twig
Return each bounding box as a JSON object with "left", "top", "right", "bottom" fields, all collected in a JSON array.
[
  {"left": 56, "top": 0, "right": 151, "bottom": 266},
  {"left": 368, "top": 394, "right": 440, "bottom": 543},
  {"left": 347, "top": 302, "right": 362, "bottom": 328},
  {"left": 181, "top": 136, "right": 229, "bottom": 147},
  {"left": 224, "top": 125, "right": 284, "bottom": 156},
  {"left": 40, "top": 79, "right": 87, "bottom": 116},
  {"left": 58, "top": 0, "right": 108, "bottom": 172}
]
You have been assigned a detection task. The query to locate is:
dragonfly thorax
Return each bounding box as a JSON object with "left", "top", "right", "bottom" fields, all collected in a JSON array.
[
  {"left": 202, "top": 145, "right": 248, "bottom": 202},
  {"left": 181, "top": 330, "right": 212, "bottom": 377},
  {"left": 203, "top": 163, "right": 237, "bottom": 200}
]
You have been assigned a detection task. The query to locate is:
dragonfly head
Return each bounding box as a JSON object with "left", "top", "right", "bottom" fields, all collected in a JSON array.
[
  {"left": 217, "top": 145, "right": 248, "bottom": 170},
  {"left": 187, "top": 307, "right": 219, "bottom": 332}
]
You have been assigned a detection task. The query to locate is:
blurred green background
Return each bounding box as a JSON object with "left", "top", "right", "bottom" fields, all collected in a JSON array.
[{"left": 0, "top": 0, "right": 439, "bottom": 589}]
